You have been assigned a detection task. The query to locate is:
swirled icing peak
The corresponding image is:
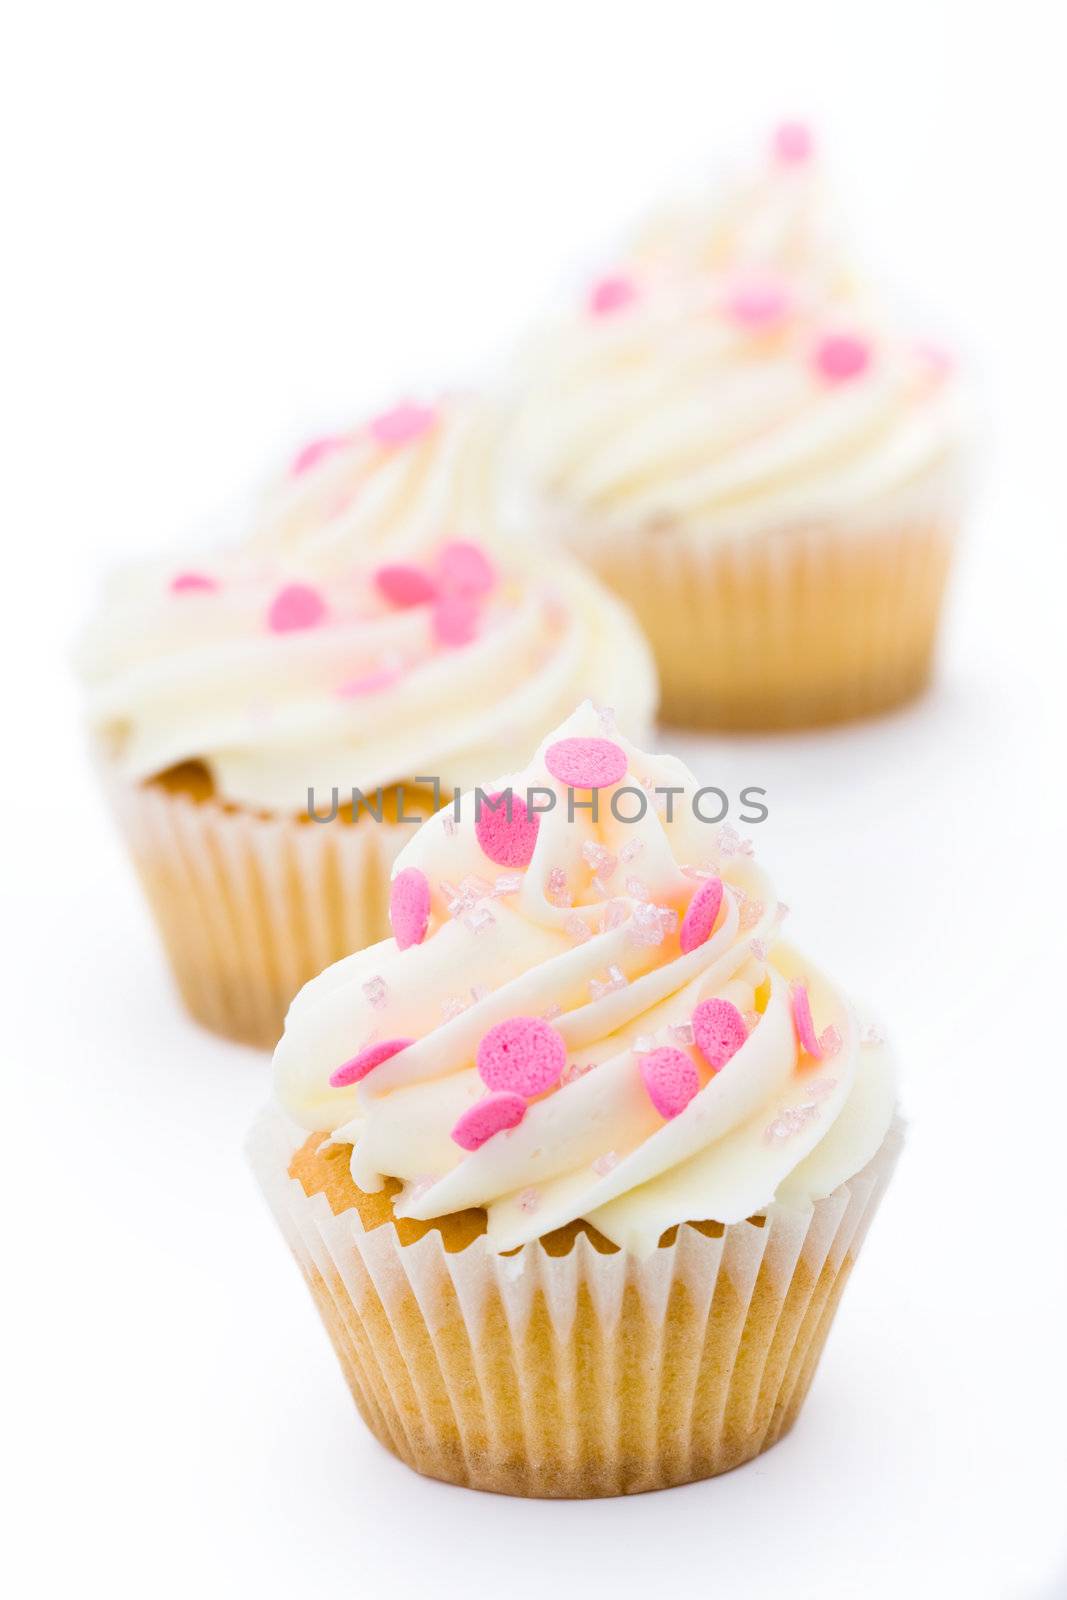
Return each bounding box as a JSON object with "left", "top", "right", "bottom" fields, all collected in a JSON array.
[
  {"left": 274, "top": 706, "right": 896, "bottom": 1254},
  {"left": 506, "top": 125, "right": 966, "bottom": 542},
  {"left": 79, "top": 400, "right": 657, "bottom": 811}
]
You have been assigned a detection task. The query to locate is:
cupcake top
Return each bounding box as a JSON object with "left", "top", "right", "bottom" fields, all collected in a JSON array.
[
  {"left": 79, "top": 400, "right": 658, "bottom": 813},
  {"left": 505, "top": 124, "right": 965, "bottom": 544},
  {"left": 275, "top": 704, "right": 896, "bottom": 1256}
]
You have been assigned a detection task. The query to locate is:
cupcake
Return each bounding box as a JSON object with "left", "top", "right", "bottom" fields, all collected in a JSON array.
[
  {"left": 503, "top": 124, "right": 967, "bottom": 729},
  {"left": 79, "top": 401, "right": 657, "bottom": 1049},
  {"left": 249, "top": 703, "right": 901, "bottom": 1497}
]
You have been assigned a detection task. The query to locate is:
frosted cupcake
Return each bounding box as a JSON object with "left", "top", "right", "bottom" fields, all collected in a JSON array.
[
  {"left": 504, "top": 124, "right": 967, "bottom": 729},
  {"left": 249, "top": 703, "right": 900, "bottom": 1497},
  {"left": 79, "top": 401, "right": 657, "bottom": 1048}
]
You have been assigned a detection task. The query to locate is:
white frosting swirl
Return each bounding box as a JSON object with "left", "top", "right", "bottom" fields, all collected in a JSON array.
[
  {"left": 79, "top": 403, "right": 658, "bottom": 813},
  {"left": 274, "top": 706, "right": 895, "bottom": 1255},
  {"left": 504, "top": 131, "right": 966, "bottom": 544}
]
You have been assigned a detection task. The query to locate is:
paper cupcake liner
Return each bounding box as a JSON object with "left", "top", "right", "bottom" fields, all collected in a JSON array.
[
  {"left": 569, "top": 514, "right": 956, "bottom": 730},
  {"left": 106, "top": 777, "right": 409, "bottom": 1049},
  {"left": 248, "top": 1108, "right": 903, "bottom": 1498}
]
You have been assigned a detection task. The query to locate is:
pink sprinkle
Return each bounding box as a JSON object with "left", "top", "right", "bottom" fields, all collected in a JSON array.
[
  {"left": 475, "top": 791, "right": 540, "bottom": 868},
  {"left": 818, "top": 1024, "right": 842, "bottom": 1058},
  {"left": 546, "top": 867, "right": 571, "bottom": 908},
  {"left": 592, "top": 1151, "right": 619, "bottom": 1176},
  {"left": 791, "top": 982, "right": 824, "bottom": 1059},
  {"left": 268, "top": 583, "right": 327, "bottom": 633},
  {"left": 773, "top": 120, "right": 814, "bottom": 165},
  {"left": 368, "top": 401, "right": 438, "bottom": 448},
  {"left": 544, "top": 737, "right": 627, "bottom": 790},
  {"left": 390, "top": 867, "right": 431, "bottom": 950},
  {"left": 374, "top": 562, "right": 438, "bottom": 608},
  {"left": 726, "top": 277, "right": 791, "bottom": 329},
  {"left": 679, "top": 877, "right": 724, "bottom": 954},
  {"left": 338, "top": 663, "right": 404, "bottom": 697},
  {"left": 814, "top": 333, "right": 872, "bottom": 383},
  {"left": 639, "top": 1047, "right": 700, "bottom": 1120},
  {"left": 170, "top": 571, "right": 218, "bottom": 594},
  {"left": 477, "top": 1016, "right": 567, "bottom": 1098},
  {"left": 915, "top": 340, "right": 954, "bottom": 380},
  {"left": 362, "top": 976, "right": 388, "bottom": 1009},
  {"left": 432, "top": 592, "right": 481, "bottom": 648},
  {"left": 588, "top": 275, "right": 638, "bottom": 316},
  {"left": 330, "top": 1037, "right": 413, "bottom": 1088},
  {"left": 451, "top": 1091, "right": 527, "bottom": 1151},
  {"left": 692, "top": 997, "right": 747, "bottom": 1072},
  {"left": 291, "top": 435, "right": 347, "bottom": 475},
  {"left": 436, "top": 540, "right": 497, "bottom": 597}
]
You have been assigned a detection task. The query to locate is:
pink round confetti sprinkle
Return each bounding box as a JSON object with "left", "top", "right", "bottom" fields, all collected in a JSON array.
[
  {"left": 451, "top": 1091, "right": 527, "bottom": 1151},
  {"left": 814, "top": 333, "right": 872, "bottom": 383},
  {"left": 773, "top": 120, "right": 814, "bottom": 165},
  {"left": 588, "top": 275, "right": 637, "bottom": 316},
  {"left": 330, "top": 1037, "right": 413, "bottom": 1088},
  {"left": 475, "top": 791, "right": 540, "bottom": 868},
  {"left": 291, "top": 435, "right": 347, "bottom": 475},
  {"left": 544, "top": 737, "right": 627, "bottom": 790},
  {"left": 374, "top": 562, "right": 438, "bottom": 608},
  {"left": 268, "top": 583, "right": 327, "bottom": 633},
  {"left": 390, "top": 867, "right": 431, "bottom": 950},
  {"left": 727, "top": 277, "right": 790, "bottom": 329},
  {"left": 477, "top": 1016, "right": 566, "bottom": 1098},
  {"left": 639, "top": 1047, "right": 700, "bottom": 1120},
  {"left": 368, "top": 401, "right": 437, "bottom": 448},
  {"left": 791, "top": 982, "right": 824, "bottom": 1059},
  {"left": 692, "top": 997, "right": 747, "bottom": 1072},
  {"left": 170, "top": 571, "right": 218, "bottom": 594},
  {"left": 679, "top": 877, "right": 724, "bottom": 954},
  {"left": 436, "top": 540, "right": 497, "bottom": 596},
  {"left": 432, "top": 592, "right": 481, "bottom": 648}
]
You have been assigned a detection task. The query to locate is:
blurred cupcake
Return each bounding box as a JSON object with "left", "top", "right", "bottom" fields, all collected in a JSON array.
[
  {"left": 249, "top": 703, "right": 901, "bottom": 1497},
  {"left": 79, "top": 400, "right": 657, "bottom": 1048},
  {"left": 504, "top": 124, "right": 967, "bottom": 729}
]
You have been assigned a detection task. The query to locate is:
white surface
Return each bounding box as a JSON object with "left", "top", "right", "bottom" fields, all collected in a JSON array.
[{"left": 5, "top": 2, "right": 1066, "bottom": 1597}]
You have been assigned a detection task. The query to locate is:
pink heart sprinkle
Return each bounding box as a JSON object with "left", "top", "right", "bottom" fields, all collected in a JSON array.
[
  {"left": 814, "top": 333, "right": 872, "bottom": 383},
  {"left": 390, "top": 867, "right": 431, "bottom": 950},
  {"left": 544, "top": 737, "right": 627, "bottom": 790},
  {"left": 368, "top": 401, "right": 438, "bottom": 448},
  {"left": 451, "top": 1091, "right": 527, "bottom": 1151},
  {"left": 791, "top": 982, "right": 823, "bottom": 1059},
  {"left": 374, "top": 562, "right": 439, "bottom": 608},
  {"left": 477, "top": 1016, "right": 567, "bottom": 1098},
  {"left": 436, "top": 540, "right": 497, "bottom": 597},
  {"left": 475, "top": 791, "right": 540, "bottom": 868},
  {"left": 432, "top": 592, "right": 481, "bottom": 648},
  {"left": 268, "top": 583, "right": 327, "bottom": 633},
  {"left": 726, "top": 277, "right": 791, "bottom": 329},
  {"left": 639, "top": 1047, "right": 700, "bottom": 1120},
  {"left": 692, "top": 997, "right": 748, "bottom": 1072},
  {"left": 330, "top": 1037, "right": 414, "bottom": 1088},
  {"left": 170, "top": 571, "right": 218, "bottom": 594},
  {"left": 773, "top": 120, "right": 814, "bottom": 165},
  {"left": 679, "top": 877, "right": 724, "bottom": 954},
  {"left": 588, "top": 275, "right": 638, "bottom": 316},
  {"left": 291, "top": 435, "right": 347, "bottom": 476}
]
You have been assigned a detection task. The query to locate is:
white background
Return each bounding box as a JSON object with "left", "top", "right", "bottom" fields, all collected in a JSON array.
[{"left": 4, "top": 2, "right": 1067, "bottom": 1596}]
